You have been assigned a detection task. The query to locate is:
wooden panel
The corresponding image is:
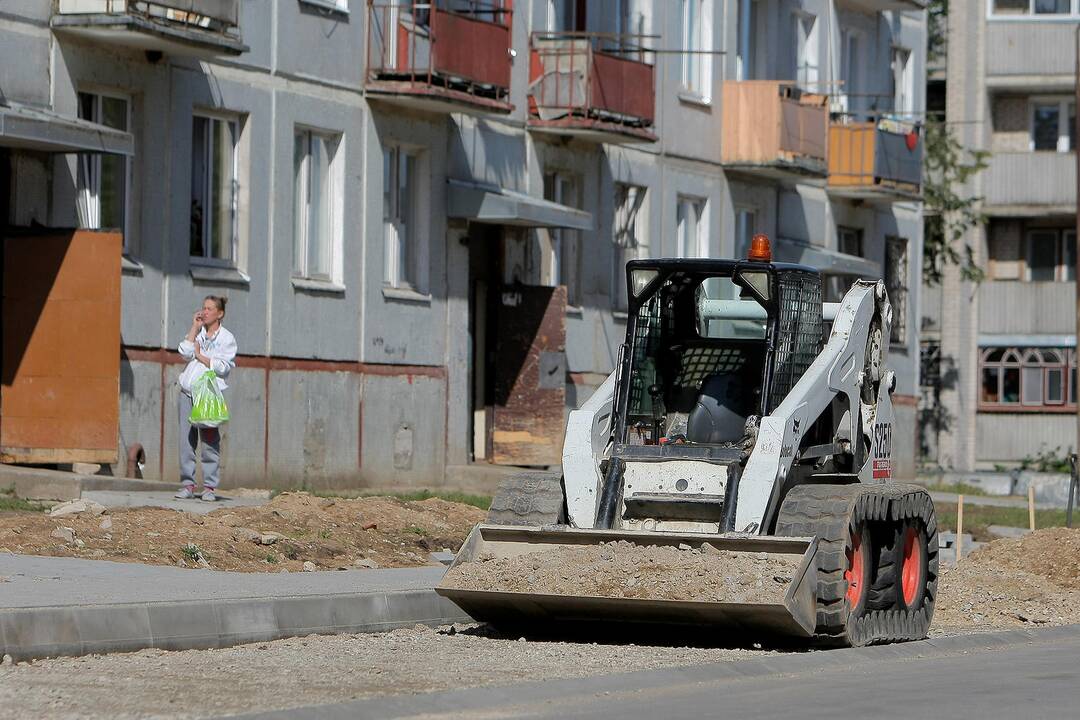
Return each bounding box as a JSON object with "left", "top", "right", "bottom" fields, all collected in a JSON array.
[
  {"left": 491, "top": 285, "right": 567, "bottom": 467},
  {"left": 828, "top": 123, "right": 877, "bottom": 186},
  {"left": 1, "top": 230, "right": 121, "bottom": 463},
  {"left": 721, "top": 81, "right": 781, "bottom": 165}
]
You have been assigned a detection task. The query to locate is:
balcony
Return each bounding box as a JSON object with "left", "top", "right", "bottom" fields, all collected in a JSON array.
[
  {"left": 978, "top": 281, "right": 1076, "bottom": 338},
  {"left": 828, "top": 118, "right": 923, "bottom": 201},
  {"left": 720, "top": 81, "right": 828, "bottom": 179},
  {"left": 527, "top": 33, "right": 656, "bottom": 144},
  {"left": 837, "top": 0, "right": 928, "bottom": 13},
  {"left": 366, "top": 1, "right": 512, "bottom": 115},
  {"left": 982, "top": 152, "right": 1076, "bottom": 215},
  {"left": 51, "top": 0, "right": 245, "bottom": 56}
]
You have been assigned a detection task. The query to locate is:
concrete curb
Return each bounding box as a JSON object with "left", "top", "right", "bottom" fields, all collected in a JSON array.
[
  {"left": 242, "top": 624, "right": 1080, "bottom": 719},
  {"left": 5, "top": 464, "right": 176, "bottom": 501},
  {"left": 0, "top": 589, "right": 470, "bottom": 662}
]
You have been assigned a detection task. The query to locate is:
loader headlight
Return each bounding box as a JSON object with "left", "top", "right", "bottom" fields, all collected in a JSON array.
[{"left": 630, "top": 268, "right": 659, "bottom": 298}]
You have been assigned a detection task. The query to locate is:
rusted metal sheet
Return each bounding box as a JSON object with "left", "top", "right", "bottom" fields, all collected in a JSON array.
[
  {"left": 431, "top": 8, "right": 511, "bottom": 88},
  {"left": 491, "top": 285, "right": 566, "bottom": 467},
  {"left": 1, "top": 230, "right": 121, "bottom": 464}
]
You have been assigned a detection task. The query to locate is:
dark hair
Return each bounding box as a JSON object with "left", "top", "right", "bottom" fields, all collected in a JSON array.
[{"left": 204, "top": 295, "right": 227, "bottom": 316}]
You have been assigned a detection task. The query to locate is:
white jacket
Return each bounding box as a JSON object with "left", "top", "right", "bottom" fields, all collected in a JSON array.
[{"left": 178, "top": 326, "right": 237, "bottom": 394}]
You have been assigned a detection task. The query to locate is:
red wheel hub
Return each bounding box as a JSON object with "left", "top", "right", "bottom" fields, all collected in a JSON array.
[
  {"left": 844, "top": 529, "right": 867, "bottom": 608},
  {"left": 901, "top": 525, "right": 924, "bottom": 607}
]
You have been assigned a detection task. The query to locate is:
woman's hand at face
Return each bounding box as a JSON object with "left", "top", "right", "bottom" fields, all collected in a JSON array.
[{"left": 192, "top": 311, "right": 204, "bottom": 329}]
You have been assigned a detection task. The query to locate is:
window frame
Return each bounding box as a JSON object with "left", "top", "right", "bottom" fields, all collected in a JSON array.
[
  {"left": 190, "top": 111, "right": 240, "bottom": 268},
  {"left": 891, "top": 46, "right": 914, "bottom": 116},
  {"left": 76, "top": 90, "right": 133, "bottom": 254},
  {"left": 383, "top": 142, "right": 425, "bottom": 293},
  {"left": 793, "top": 11, "right": 819, "bottom": 91},
  {"left": 979, "top": 346, "right": 1077, "bottom": 412},
  {"left": 1028, "top": 97, "right": 1075, "bottom": 152},
  {"left": 613, "top": 182, "right": 648, "bottom": 312},
  {"left": 837, "top": 226, "right": 864, "bottom": 257},
  {"left": 988, "top": 0, "right": 1080, "bottom": 19},
  {"left": 542, "top": 170, "right": 584, "bottom": 308},
  {"left": 1024, "top": 228, "right": 1075, "bottom": 281},
  {"left": 676, "top": 194, "right": 707, "bottom": 258},
  {"left": 679, "top": 0, "right": 714, "bottom": 102},
  {"left": 885, "top": 236, "right": 909, "bottom": 345},
  {"left": 292, "top": 127, "right": 343, "bottom": 284}
]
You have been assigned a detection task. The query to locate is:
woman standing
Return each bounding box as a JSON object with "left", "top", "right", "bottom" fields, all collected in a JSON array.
[{"left": 174, "top": 296, "right": 237, "bottom": 501}]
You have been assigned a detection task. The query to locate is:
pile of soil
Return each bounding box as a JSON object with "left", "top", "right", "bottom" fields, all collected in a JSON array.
[
  {"left": 936, "top": 527, "right": 1080, "bottom": 630},
  {"left": 0, "top": 492, "right": 484, "bottom": 572},
  {"left": 441, "top": 540, "right": 799, "bottom": 604}
]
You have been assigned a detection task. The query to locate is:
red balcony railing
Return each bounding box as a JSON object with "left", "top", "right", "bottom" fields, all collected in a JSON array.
[
  {"left": 528, "top": 32, "right": 656, "bottom": 142},
  {"left": 366, "top": 1, "right": 512, "bottom": 112}
]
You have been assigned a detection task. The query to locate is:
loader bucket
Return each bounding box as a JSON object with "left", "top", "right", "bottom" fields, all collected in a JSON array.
[{"left": 436, "top": 525, "right": 819, "bottom": 639}]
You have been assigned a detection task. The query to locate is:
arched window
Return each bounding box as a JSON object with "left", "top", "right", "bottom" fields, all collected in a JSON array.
[{"left": 979, "top": 346, "right": 1076, "bottom": 410}]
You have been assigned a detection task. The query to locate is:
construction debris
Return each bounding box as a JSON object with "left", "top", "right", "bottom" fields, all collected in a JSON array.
[
  {"left": 48, "top": 499, "right": 107, "bottom": 518},
  {"left": 0, "top": 492, "right": 484, "bottom": 572},
  {"left": 936, "top": 527, "right": 1080, "bottom": 630}
]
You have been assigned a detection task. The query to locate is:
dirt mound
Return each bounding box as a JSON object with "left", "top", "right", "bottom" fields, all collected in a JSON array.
[
  {"left": 441, "top": 541, "right": 799, "bottom": 604},
  {"left": 0, "top": 492, "right": 484, "bottom": 572},
  {"left": 936, "top": 527, "right": 1080, "bottom": 630}
]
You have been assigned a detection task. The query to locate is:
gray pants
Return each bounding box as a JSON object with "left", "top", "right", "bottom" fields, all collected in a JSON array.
[{"left": 179, "top": 392, "right": 221, "bottom": 489}]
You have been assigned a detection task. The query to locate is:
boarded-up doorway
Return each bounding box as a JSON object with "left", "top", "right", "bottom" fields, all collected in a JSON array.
[
  {"left": 489, "top": 284, "right": 567, "bottom": 466},
  {"left": 1, "top": 229, "right": 121, "bottom": 464}
]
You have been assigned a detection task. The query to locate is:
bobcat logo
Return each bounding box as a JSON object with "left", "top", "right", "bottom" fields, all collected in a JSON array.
[{"left": 791, "top": 418, "right": 801, "bottom": 437}]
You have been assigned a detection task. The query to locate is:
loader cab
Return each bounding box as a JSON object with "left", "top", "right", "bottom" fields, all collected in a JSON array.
[{"left": 614, "top": 258, "right": 822, "bottom": 457}]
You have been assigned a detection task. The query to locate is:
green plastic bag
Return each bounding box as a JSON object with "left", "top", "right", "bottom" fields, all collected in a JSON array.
[{"left": 189, "top": 371, "right": 230, "bottom": 428}]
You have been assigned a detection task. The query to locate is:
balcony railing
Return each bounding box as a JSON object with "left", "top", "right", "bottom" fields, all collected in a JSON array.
[
  {"left": 983, "top": 152, "right": 1077, "bottom": 211},
  {"left": 527, "top": 32, "right": 656, "bottom": 143},
  {"left": 839, "top": 0, "right": 928, "bottom": 13},
  {"left": 828, "top": 117, "right": 923, "bottom": 199},
  {"left": 720, "top": 81, "right": 828, "bottom": 177},
  {"left": 53, "top": 0, "right": 244, "bottom": 55},
  {"left": 366, "top": 1, "right": 512, "bottom": 113},
  {"left": 979, "top": 280, "right": 1077, "bottom": 336}
]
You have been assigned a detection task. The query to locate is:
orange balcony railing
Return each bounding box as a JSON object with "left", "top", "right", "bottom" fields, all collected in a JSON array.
[
  {"left": 366, "top": 1, "right": 512, "bottom": 112},
  {"left": 528, "top": 32, "right": 656, "bottom": 143},
  {"left": 721, "top": 81, "right": 828, "bottom": 176},
  {"left": 828, "top": 117, "right": 923, "bottom": 198}
]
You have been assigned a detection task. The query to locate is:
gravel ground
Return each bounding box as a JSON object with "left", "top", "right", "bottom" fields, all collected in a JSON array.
[{"left": 0, "top": 624, "right": 778, "bottom": 719}]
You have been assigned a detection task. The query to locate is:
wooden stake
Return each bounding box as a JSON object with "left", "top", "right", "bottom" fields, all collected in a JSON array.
[
  {"left": 956, "top": 494, "right": 964, "bottom": 563},
  {"left": 1028, "top": 485, "right": 1037, "bottom": 532}
]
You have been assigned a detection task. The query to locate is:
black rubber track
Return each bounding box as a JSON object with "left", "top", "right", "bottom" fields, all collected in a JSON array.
[
  {"left": 775, "top": 483, "right": 939, "bottom": 647},
  {"left": 486, "top": 471, "right": 567, "bottom": 526}
]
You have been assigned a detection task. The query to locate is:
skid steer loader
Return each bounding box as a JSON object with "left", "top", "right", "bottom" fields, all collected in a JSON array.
[{"left": 437, "top": 236, "right": 938, "bottom": 647}]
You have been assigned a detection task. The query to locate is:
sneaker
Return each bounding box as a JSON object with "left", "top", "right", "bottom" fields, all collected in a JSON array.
[
  {"left": 174, "top": 486, "right": 195, "bottom": 499},
  {"left": 201, "top": 489, "right": 217, "bottom": 502}
]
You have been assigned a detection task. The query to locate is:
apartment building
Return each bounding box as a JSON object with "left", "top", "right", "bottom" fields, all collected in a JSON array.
[
  {"left": 0, "top": 0, "right": 927, "bottom": 489},
  {"left": 921, "top": 0, "right": 1079, "bottom": 469}
]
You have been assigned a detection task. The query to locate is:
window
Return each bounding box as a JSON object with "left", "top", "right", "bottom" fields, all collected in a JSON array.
[
  {"left": 992, "top": 0, "right": 1077, "bottom": 14},
  {"left": 838, "top": 226, "right": 863, "bottom": 257},
  {"left": 77, "top": 92, "right": 130, "bottom": 251},
  {"left": 190, "top": 115, "right": 239, "bottom": 264},
  {"left": 543, "top": 171, "right": 582, "bottom": 306},
  {"left": 680, "top": 0, "right": 712, "bottom": 100},
  {"left": 1025, "top": 228, "right": 1076, "bottom": 281},
  {"left": 293, "top": 130, "right": 341, "bottom": 282},
  {"left": 793, "top": 13, "right": 819, "bottom": 91},
  {"left": 838, "top": 29, "right": 860, "bottom": 115},
  {"left": 892, "top": 47, "right": 914, "bottom": 115},
  {"left": 1030, "top": 98, "right": 1075, "bottom": 152},
  {"left": 384, "top": 144, "right": 421, "bottom": 291},
  {"left": 613, "top": 184, "right": 647, "bottom": 311},
  {"left": 885, "top": 237, "right": 909, "bottom": 345},
  {"left": 980, "top": 347, "right": 1077, "bottom": 409},
  {"left": 735, "top": 208, "right": 756, "bottom": 259},
  {"left": 676, "top": 195, "right": 707, "bottom": 258},
  {"left": 736, "top": 0, "right": 758, "bottom": 81}
]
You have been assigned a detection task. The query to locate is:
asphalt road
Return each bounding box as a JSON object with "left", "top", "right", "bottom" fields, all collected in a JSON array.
[{"left": 247, "top": 627, "right": 1080, "bottom": 720}]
